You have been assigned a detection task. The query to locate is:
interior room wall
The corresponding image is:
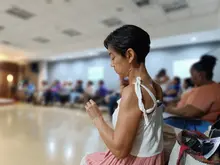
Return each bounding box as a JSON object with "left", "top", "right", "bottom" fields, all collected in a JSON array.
[
  {"left": 47, "top": 42, "right": 220, "bottom": 90},
  {"left": 0, "top": 62, "right": 19, "bottom": 98}
]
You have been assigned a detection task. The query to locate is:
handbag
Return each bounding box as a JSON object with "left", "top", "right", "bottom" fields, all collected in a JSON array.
[{"left": 176, "top": 130, "right": 220, "bottom": 165}]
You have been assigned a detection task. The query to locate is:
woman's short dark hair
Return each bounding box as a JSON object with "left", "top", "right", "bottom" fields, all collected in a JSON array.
[
  {"left": 104, "top": 25, "right": 151, "bottom": 64},
  {"left": 192, "top": 55, "right": 217, "bottom": 80}
]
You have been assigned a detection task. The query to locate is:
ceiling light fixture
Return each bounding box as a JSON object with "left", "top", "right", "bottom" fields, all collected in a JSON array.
[{"left": 191, "top": 37, "right": 197, "bottom": 42}]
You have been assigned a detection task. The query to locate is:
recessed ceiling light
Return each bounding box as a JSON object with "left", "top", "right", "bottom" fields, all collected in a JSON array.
[
  {"left": 191, "top": 37, "right": 197, "bottom": 42},
  {"left": 116, "top": 7, "right": 123, "bottom": 12},
  {"left": 88, "top": 51, "right": 96, "bottom": 56}
]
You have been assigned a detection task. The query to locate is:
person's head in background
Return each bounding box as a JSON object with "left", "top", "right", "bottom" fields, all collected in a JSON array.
[
  {"left": 173, "top": 76, "right": 181, "bottom": 86},
  {"left": 52, "top": 80, "right": 58, "bottom": 86},
  {"left": 87, "top": 81, "right": 94, "bottom": 87},
  {"left": 99, "top": 80, "right": 105, "bottom": 87},
  {"left": 68, "top": 81, "right": 73, "bottom": 86},
  {"left": 157, "top": 69, "right": 167, "bottom": 78},
  {"left": 55, "top": 80, "right": 60, "bottom": 85},
  {"left": 183, "top": 78, "right": 194, "bottom": 90},
  {"left": 191, "top": 55, "right": 217, "bottom": 87},
  {"left": 77, "top": 80, "right": 83, "bottom": 86},
  {"left": 63, "top": 81, "right": 68, "bottom": 86},
  {"left": 41, "top": 81, "right": 48, "bottom": 86},
  {"left": 104, "top": 25, "right": 150, "bottom": 78}
]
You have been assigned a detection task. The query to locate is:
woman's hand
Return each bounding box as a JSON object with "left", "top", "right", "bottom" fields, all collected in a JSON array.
[
  {"left": 85, "top": 100, "right": 103, "bottom": 121},
  {"left": 119, "top": 76, "right": 129, "bottom": 95}
]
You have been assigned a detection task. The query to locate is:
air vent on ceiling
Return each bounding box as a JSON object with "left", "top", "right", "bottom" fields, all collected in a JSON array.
[
  {"left": 101, "top": 17, "right": 123, "bottom": 27},
  {"left": 1, "top": 40, "right": 12, "bottom": 45},
  {"left": 6, "top": 6, "right": 35, "bottom": 20},
  {"left": 62, "top": 29, "right": 81, "bottom": 37},
  {"left": 45, "top": 0, "right": 52, "bottom": 4},
  {"left": 161, "top": 0, "right": 188, "bottom": 13},
  {"left": 33, "top": 37, "right": 50, "bottom": 43},
  {"left": 0, "top": 26, "right": 5, "bottom": 31},
  {"left": 133, "top": 0, "right": 150, "bottom": 7}
]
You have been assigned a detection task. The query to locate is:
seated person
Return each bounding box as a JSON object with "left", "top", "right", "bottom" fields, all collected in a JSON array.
[
  {"left": 105, "top": 90, "right": 121, "bottom": 117},
  {"left": 70, "top": 80, "right": 84, "bottom": 104},
  {"left": 94, "top": 80, "right": 108, "bottom": 105},
  {"left": 83, "top": 81, "right": 96, "bottom": 104},
  {"left": 50, "top": 80, "right": 62, "bottom": 102},
  {"left": 182, "top": 77, "right": 194, "bottom": 94},
  {"left": 163, "top": 77, "right": 181, "bottom": 104},
  {"left": 37, "top": 81, "right": 49, "bottom": 102},
  {"left": 23, "top": 81, "right": 36, "bottom": 103},
  {"left": 59, "top": 81, "right": 71, "bottom": 105},
  {"left": 155, "top": 68, "right": 170, "bottom": 92},
  {"left": 165, "top": 55, "right": 220, "bottom": 133}
]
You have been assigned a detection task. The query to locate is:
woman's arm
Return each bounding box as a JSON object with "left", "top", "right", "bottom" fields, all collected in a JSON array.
[
  {"left": 165, "top": 89, "right": 177, "bottom": 96},
  {"left": 86, "top": 85, "right": 146, "bottom": 159},
  {"left": 165, "top": 104, "right": 206, "bottom": 118}
]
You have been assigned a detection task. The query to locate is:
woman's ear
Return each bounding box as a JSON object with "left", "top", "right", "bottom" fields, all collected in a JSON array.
[
  {"left": 200, "top": 71, "right": 206, "bottom": 80},
  {"left": 126, "top": 48, "right": 135, "bottom": 64}
]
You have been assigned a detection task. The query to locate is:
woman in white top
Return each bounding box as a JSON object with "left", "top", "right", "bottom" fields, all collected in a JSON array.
[
  {"left": 83, "top": 81, "right": 96, "bottom": 104},
  {"left": 81, "top": 25, "right": 164, "bottom": 165}
]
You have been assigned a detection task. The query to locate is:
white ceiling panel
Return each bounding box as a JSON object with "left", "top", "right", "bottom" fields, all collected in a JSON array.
[{"left": 0, "top": 0, "right": 219, "bottom": 61}]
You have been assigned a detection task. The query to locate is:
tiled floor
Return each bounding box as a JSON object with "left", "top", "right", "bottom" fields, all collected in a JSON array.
[{"left": 0, "top": 104, "right": 108, "bottom": 165}]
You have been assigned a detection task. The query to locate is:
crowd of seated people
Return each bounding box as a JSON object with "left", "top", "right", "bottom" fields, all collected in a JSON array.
[
  {"left": 163, "top": 76, "right": 181, "bottom": 104},
  {"left": 18, "top": 78, "right": 121, "bottom": 117},
  {"left": 155, "top": 68, "right": 170, "bottom": 92},
  {"left": 20, "top": 54, "right": 220, "bottom": 132},
  {"left": 20, "top": 80, "right": 36, "bottom": 103},
  {"left": 164, "top": 55, "right": 220, "bottom": 133},
  {"left": 35, "top": 80, "right": 110, "bottom": 106}
]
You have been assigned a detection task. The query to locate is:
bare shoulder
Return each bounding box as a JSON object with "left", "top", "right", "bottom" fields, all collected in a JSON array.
[
  {"left": 121, "top": 85, "right": 136, "bottom": 100},
  {"left": 119, "top": 85, "right": 139, "bottom": 113},
  {"left": 120, "top": 84, "right": 154, "bottom": 112}
]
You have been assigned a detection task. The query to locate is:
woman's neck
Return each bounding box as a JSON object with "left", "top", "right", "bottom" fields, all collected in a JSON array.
[
  {"left": 200, "top": 79, "right": 214, "bottom": 86},
  {"left": 128, "top": 63, "right": 152, "bottom": 84}
]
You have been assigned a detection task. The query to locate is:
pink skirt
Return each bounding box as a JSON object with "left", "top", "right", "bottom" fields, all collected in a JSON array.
[{"left": 81, "top": 150, "right": 164, "bottom": 165}]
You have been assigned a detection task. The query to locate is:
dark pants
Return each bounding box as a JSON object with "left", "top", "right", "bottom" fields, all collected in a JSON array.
[
  {"left": 108, "top": 94, "right": 120, "bottom": 117},
  {"left": 60, "top": 95, "right": 70, "bottom": 105}
]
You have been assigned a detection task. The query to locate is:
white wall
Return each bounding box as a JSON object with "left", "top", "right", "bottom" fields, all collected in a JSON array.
[
  {"left": 48, "top": 57, "right": 118, "bottom": 89},
  {"left": 48, "top": 42, "right": 220, "bottom": 90},
  {"left": 147, "top": 42, "right": 220, "bottom": 81}
]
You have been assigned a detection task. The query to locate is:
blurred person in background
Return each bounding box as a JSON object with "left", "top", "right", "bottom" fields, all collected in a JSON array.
[
  {"left": 59, "top": 81, "right": 71, "bottom": 105},
  {"left": 81, "top": 25, "right": 164, "bottom": 165},
  {"left": 24, "top": 81, "right": 36, "bottom": 103},
  {"left": 96, "top": 80, "right": 108, "bottom": 97},
  {"left": 70, "top": 80, "right": 84, "bottom": 104},
  {"left": 165, "top": 55, "right": 220, "bottom": 132},
  {"left": 37, "top": 80, "right": 49, "bottom": 104},
  {"left": 105, "top": 89, "right": 121, "bottom": 118},
  {"left": 182, "top": 77, "right": 194, "bottom": 94},
  {"left": 155, "top": 68, "right": 170, "bottom": 92},
  {"left": 83, "top": 81, "right": 96, "bottom": 104},
  {"left": 163, "top": 76, "right": 181, "bottom": 104},
  {"left": 50, "top": 80, "right": 61, "bottom": 103},
  {"left": 94, "top": 80, "right": 108, "bottom": 105}
]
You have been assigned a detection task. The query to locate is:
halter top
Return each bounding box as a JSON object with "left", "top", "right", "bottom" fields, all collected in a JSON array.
[{"left": 112, "top": 77, "right": 164, "bottom": 157}]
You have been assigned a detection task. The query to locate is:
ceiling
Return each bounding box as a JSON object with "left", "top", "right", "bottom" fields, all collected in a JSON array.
[{"left": 0, "top": 0, "right": 220, "bottom": 63}]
